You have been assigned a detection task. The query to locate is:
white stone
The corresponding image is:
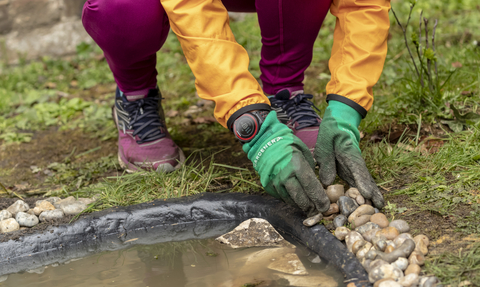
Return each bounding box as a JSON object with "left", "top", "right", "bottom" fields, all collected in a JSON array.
[
  {"left": 39, "top": 209, "right": 64, "bottom": 222},
  {"left": 345, "top": 231, "right": 364, "bottom": 253},
  {"left": 6, "top": 200, "right": 29, "bottom": 216},
  {"left": 394, "top": 233, "right": 414, "bottom": 247},
  {"left": 15, "top": 212, "right": 39, "bottom": 227},
  {"left": 378, "top": 281, "right": 403, "bottom": 287},
  {"left": 369, "top": 264, "right": 404, "bottom": 283},
  {"left": 61, "top": 202, "right": 87, "bottom": 215},
  {"left": 77, "top": 197, "right": 95, "bottom": 205},
  {"left": 0, "top": 210, "right": 12, "bottom": 221},
  {"left": 398, "top": 273, "right": 419, "bottom": 287},
  {"left": 391, "top": 257, "right": 409, "bottom": 271},
  {"left": 0, "top": 218, "right": 20, "bottom": 233},
  {"left": 335, "top": 226, "right": 350, "bottom": 241}
]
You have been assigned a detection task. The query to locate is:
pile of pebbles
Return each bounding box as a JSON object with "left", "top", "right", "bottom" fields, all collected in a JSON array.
[
  {"left": 0, "top": 196, "right": 96, "bottom": 233},
  {"left": 311, "top": 184, "right": 440, "bottom": 287}
]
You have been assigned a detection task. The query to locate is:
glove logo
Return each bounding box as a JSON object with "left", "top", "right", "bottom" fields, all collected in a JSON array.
[{"left": 253, "top": 136, "right": 283, "bottom": 168}]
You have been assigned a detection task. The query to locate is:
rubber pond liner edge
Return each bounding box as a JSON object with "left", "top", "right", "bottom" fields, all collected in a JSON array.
[{"left": 0, "top": 193, "right": 370, "bottom": 286}]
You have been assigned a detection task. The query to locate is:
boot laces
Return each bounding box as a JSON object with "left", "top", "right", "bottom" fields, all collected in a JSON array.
[
  {"left": 271, "top": 94, "right": 321, "bottom": 130},
  {"left": 124, "top": 97, "right": 166, "bottom": 144}
]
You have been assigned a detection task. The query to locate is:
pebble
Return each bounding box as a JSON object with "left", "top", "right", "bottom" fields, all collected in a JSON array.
[
  {"left": 303, "top": 213, "right": 323, "bottom": 227},
  {"left": 353, "top": 214, "right": 372, "bottom": 228},
  {"left": 323, "top": 203, "right": 339, "bottom": 216},
  {"left": 352, "top": 240, "right": 367, "bottom": 254},
  {"left": 40, "top": 197, "right": 61, "bottom": 205},
  {"left": 389, "top": 220, "right": 410, "bottom": 233},
  {"left": 413, "top": 235, "right": 430, "bottom": 247},
  {"left": 0, "top": 218, "right": 20, "bottom": 233},
  {"left": 338, "top": 196, "right": 358, "bottom": 217},
  {"left": 26, "top": 209, "right": 35, "bottom": 215},
  {"left": 375, "top": 239, "right": 416, "bottom": 263},
  {"left": 385, "top": 245, "right": 395, "bottom": 254},
  {"left": 356, "top": 222, "right": 380, "bottom": 235},
  {"left": 39, "top": 209, "right": 64, "bottom": 222},
  {"left": 370, "top": 213, "right": 389, "bottom": 228},
  {"left": 372, "top": 235, "right": 388, "bottom": 251},
  {"left": 404, "top": 263, "right": 421, "bottom": 275},
  {"left": 374, "top": 207, "right": 380, "bottom": 213},
  {"left": 348, "top": 205, "right": 375, "bottom": 223},
  {"left": 423, "top": 276, "right": 440, "bottom": 287},
  {"left": 363, "top": 228, "right": 382, "bottom": 242},
  {"left": 397, "top": 273, "right": 419, "bottom": 287},
  {"left": 326, "top": 185, "right": 345, "bottom": 203},
  {"left": 369, "top": 264, "right": 404, "bottom": 283},
  {"left": 32, "top": 207, "right": 43, "bottom": 216},
  {"left": 36, "top": 200, "right": 55, "bottom": 212},
  {"left": 363, "top": 259, "right": 372, "bottom": 272},
  {"left": 333, "top": 214, "right": 347, "bottom": 228},
  {"left": 391, "top": 257, "right": 408, "bottom": 271},
  {"left": 376, "top": 227, "right": 400, "bottom": 240},
  {"left": 378, "top": 281, "right": 402, "bottom": 287},
  {"left": 374, "top": 279, "right": 395, "bottom": 287},
  {"left": 0, "top": 210, "right": 12, "bottom": 221},
  {"left": 61, "top": 202, "right": 87, "bottom": 216},
  {"left": 408, "top": 251, "right": 425, "bottom": 266},
  {"left": 415, "top": 238, "right": 429, "bottom": 255},
  {"left": 394, "top": 233, "right": 414, "bottom": 247},
  {"left": 369, "top": 259, "right": 389, "bottom": 271},
  {"left": 356, "top": 195, "right": 366, "bottom": 205},
  {"left": 77, "top": 197, "right": 95, "bottom": 205},
  {"left": 53, "top": 196, "right": 76, "bottom": 209},
  {"left": 345, "top": 187, "right": 361, "bottom": 198},
  {"left": 6, "top": 200, "right": 29, "bottom": 216},
  {"left": 345, "top": 231, "right": 364, "bottom": 253},
  {"left": 15, "top": 212, "right": 39, "bottom": 227},
  {"left": 334, "top": 226, "right": 350, "bottom": 241},
  {"left": 356, "top": 242, "right": 373, "bottom": 260}
]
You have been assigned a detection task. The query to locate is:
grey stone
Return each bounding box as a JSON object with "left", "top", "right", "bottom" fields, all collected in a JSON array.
[
  {"left": 334, "top": 226, "right": 350, "bottom": 241},
  {"left": 394, "top": 233, "right": 414, "bottom": 247},
  {"left": 333, "top": 214, "right": 347, "bottom": 228},
  {"left": 355, "top": 222, "right": 380, "bottom": 234},
  {"left": 389, "top": 220, "right": 410, "bottom": 233},
  {"left": 308, "top": 254, "right": 321, "bottom": 264},
  {"left": 391, "top": 257, "right": 408, "bottom": 271},
  {"left": 0, "top": 218, "right": 20, "bottom": 233},
  {"left": 15, "top": 211, "right": 39, "bottom": 227},
  {"left": 368, "top": 264, "right": 404, "bottom": 283},
  {"left": 6, "top": 200, "right": 29, "bottom": 216},
  {"left": 374, "top": 208, "right": 380, "bottom": 213},
  {"left": 303, "top": 213, "right": 323, "bottom": 227},
  {"left": 345, "top": 231, "right": 364, "bottom": 253},
  {"left": 345, "top": 187, "right": 361, "bottom": 198},
  {"left": 42, "top": 197, "right": 62, "bottom": 205},
  {"left": 326, "top": 184, "right": 344, "bottom": 203},
  {"left": 337, "top": 196, "right": 358, "bottom": 217},
  {"left": 423, "top": 276, "right": 440, "bottom": 287},
  {"left": 60, "top": 202, "right": 87, "bottom": 215},
  {"left": 356, "top": 195, "right": 366, "bottom": 205},
  {"left": 53, "top": 196, "right": 76, "bottom": 209},
  {"left": 363, "top": 228, "right": 382, "bottom": 242},
  {"left": 0, "top": 210, "right": 12, "bottom": 221},
  {"left": 216, "top": 218, "right": 295, "bottom": 248},
  {"left": 77, "top": 197, "right": 95, "bottom": 205},
  {"left": 398, "top": 273, "right": 419, "bottom": 287},
  {"left": 39, "top": 209, "right": 64, "bottom": 222}
]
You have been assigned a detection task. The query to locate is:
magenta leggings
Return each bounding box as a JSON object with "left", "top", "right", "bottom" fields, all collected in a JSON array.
[{"left": 82, "top": 0, "right": 331, "bottom": 96}]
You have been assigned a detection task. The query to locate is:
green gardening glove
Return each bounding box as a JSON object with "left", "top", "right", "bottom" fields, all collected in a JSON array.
[
  {"left": 243, "top": 111, "right": 330, "bottom": 216},
  {"left": 314, "top": 100, "right": 385, "bottom": 208}
]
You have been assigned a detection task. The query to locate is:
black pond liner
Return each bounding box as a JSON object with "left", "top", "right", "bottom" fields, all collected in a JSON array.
[{"left": 0, "top": 193, "right": 371, "bottom": 286}]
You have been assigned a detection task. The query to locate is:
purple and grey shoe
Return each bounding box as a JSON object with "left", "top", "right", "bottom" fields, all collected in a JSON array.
[
  {"left": 269, "top": 89, "right": 322, "bottom": 153},
  {"left": 113, "top": 87, "right": 185, "bottom": 173}
]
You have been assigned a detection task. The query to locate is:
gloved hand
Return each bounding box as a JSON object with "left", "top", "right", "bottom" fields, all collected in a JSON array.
[
  {"left": 243, "top": 111, "right": 330, "bottom": 217},
  {"left": 314, "top": 100, "right": 385, "bottom": 208}
]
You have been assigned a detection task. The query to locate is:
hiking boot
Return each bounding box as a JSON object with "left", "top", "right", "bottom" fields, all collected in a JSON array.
[
  {"left": 113, "top": 87, "right": 185, "bottom": 173},
  {"left": 269, "top": 89, "right": 321, "bottom": 153}
]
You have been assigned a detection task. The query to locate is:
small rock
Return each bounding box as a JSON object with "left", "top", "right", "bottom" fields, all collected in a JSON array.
[
  {"left": 423, "top": 276, "right": 440, "bottom": 287},
  {"left": 323, "top": 203, "right": 339, "bottom": 216},
  {"left": 26, "top": 209, "right": 35, "bottom": 216},
  {"left": 372, "top": 235, "right": 388, "bottom": 251},
  {"left": 369, "top": 264, "right": 404, "bottom": 283},
  {"left": 391, "top": 257, "right": 408, "bottom": 271},
  {"left": 61, "top": 202, "right": 87, "bottom": 216},
  {"left": 374, "top": 279, "right": 394, "bottom": 287},
  {"left": 394, "top": 233, "right": 414, "bottom": 247},
  {"left": 408, "top": 251, "right": 425, "bottom": 266},
  {"left": 353, "top": 214, "right": 372, "bottom": 228},
  {"left": 0, "top": 210, "right": 12, "bottom": 221},
  {"left": 77, "top": 197, "right": 95, "bottom": 205},
  {"left": 363, "top": 259, "right": 373, "bottom": 272},
  {"left": 374, "top": 207, "right": 380, "bottom": 213},
  {"left": 42, "top": 197, "right": 61, "bottom": 204},
  {"left": 356, "top": 195, "right": 366, "bottom": 205},
  {"left": 303, "top": 213, "right": 323, "bottom": 227},
  {"left": 389, "top": 220, "right": 410, "bottom": 233},
  {"left": 369, "top": 259, "right": 389, "bottom": 271},
  {"left": 15, "top": 212, "right": 39, "bottom": 227},
  {"left": 326, "top": 185, "right": 345, "bottom": 203},
  {"left": 345, "top": 187, "right": 361, "bottom": 198},
  {"left": 32, "top": 207, "right": 43, "bottom": 216},
  {"left": 267, "top": 253, "right": 308, "bottom": 275},
  {"left": 334, "top": 226, "right": 350, "bottom": 241},
  {"left": 398, "top": 273, "right": 419, "bottom": 287},
  {"left": 307, "top": 254, "right": 321, "bottom": 264},
  {"left": 35, "top": 200, "right": 55, "bottom": 212},
  {"left": 363, "top": 228, "right": 382, "bottom": 242},
  {"left": 53, "top": 196, "right": 76, "bottom": 209},
  {"left": 6, "top": 200, "right": 29, "bottom": 216},
  {"left": 39, "top": 209, "right": 65, "bottom": 222},
  {"left": 0, "top": 218, "right": 20, "bottom": 233},
  {"left": 333, "top": 214, "right": 347, "bottom": 228},
  {"left": 338, "top": 196, "right": 358, "bottom": 217},
  {"left": 356, "top": 222, "right": 380, "bottom": 235},
  {"left": 216, "top": 218, "right": 294, "bottom": 248},
  {"left": 415, "top": 238, "right": 429, "bottom": 255},
  {"left": 356, "top": 242, "right": 373, "bottom": 260},
  {"left": 385, "top": 245, "right": 395, "bottom": 254},
  {"left": 348, "top": 205, "right": 375, "bottom": 223},
  {"left": 183, "top": 105, "right": 202, "bottom": 117},
  {"left": 413, "top": 235, "right": 430, "bottom": 247},
  {"left": 345, "top": 231, "right": 364, "bottom": 253},
  {"left": 378, "top": 281, "right": 402, "bottom": 287},
  {"left": 376, "top": 227, "right": 400, "bottom": 240},
  {"left": 352, "top": 240, "right": 367, "bottom": 254},
  {"left": 370, "top": 213, "right": 389, "bottom": 228}
]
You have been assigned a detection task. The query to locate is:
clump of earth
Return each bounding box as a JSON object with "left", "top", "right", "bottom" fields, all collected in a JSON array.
[
  {"left": 0, "top": 196, "right": 97, "bottom": 233},
  {"left": 314, "top": 184, "right": 440, "bottom": 287}
]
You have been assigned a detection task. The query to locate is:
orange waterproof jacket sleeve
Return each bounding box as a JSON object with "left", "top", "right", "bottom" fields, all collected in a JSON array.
[
  {"left": 159, "top": 0, "right": 270, "bottom": 128},
  {"left": 326, "top": 0, "right": 391, "bottom": 117}
]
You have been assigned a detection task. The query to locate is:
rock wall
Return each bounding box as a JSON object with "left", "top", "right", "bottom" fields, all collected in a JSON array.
[{"left": 0, "top": 0, "right": 92, "bottom": 64}]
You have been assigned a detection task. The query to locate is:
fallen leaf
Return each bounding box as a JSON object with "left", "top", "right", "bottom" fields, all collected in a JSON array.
[
  {"left": 388, "top": 130, "right": 407, "bottom": 143},
  {"left": 451, "top": 61, "right": 463, "bottom": 68},
  {"left": 166, "top": 110, "right": 179, "bottom": 117},
  {"left": 45, "top": 82, "right": 57, "bottom": 89},
  {"left": 70, "top": 80, "right": 78, "bottom": 87},
  {"left": 193, "top": 116, "right": 216, "bottom": 124},
  {"left": 419, "top": 137, "right": 445, "bottom": 154},
  {"left": 461, "top": 91, "right": 473, "bottom": 96}
]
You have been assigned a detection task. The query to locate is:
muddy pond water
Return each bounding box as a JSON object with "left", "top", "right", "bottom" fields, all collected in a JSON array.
[{"left": 1, "top": 238, "right": 345, "bottom": 287}]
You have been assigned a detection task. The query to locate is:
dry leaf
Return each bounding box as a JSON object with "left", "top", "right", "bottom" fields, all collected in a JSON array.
[
  {"left": 193, "top": 116, "right": 216, "bottom": 124},
  {"left": 451, "top": 61, "right": 463, "bottom": 68},
  {"left": 166, "top": 110, "right": 179, "bottom": 117}
]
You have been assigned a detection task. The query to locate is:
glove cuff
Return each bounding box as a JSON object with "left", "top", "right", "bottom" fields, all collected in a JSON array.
[{"left": 326, "top": 100, "right": 362, "bottom": 128}]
